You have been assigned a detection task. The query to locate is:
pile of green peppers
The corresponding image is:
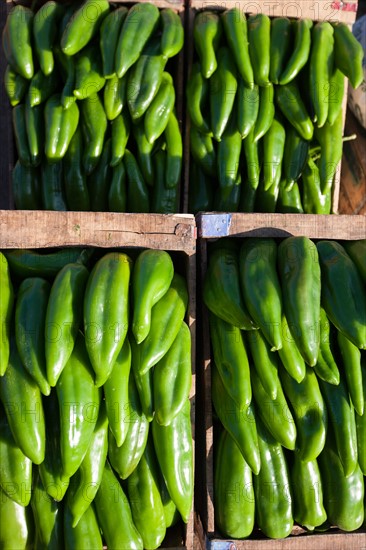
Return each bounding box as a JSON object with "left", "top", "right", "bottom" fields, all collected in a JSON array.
[
  {"left": 3, "top": 0, "right": 184, "bottom": 213},
  {"left": 0, "top": 247, "right": 193, "bottom": 549},
  {"left": 204, "top": 237, "right": 366, "bottom": 539},
  {"left": 188, "top": 9, "right": 364, "bottom": 214}
]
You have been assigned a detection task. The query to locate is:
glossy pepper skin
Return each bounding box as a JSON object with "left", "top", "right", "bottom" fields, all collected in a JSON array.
[
  {"left": 84, "top": 252, "right": 132, "bottom": 386},
  {"left": 301, "top": 157, "right": 331, "bottom": 214},
  {"left": 210, "top": 47, "right": 238, "bottom": 141},
  {"left": 317, "top": 240, "right": 366, "bottom": 349},
  {"left": 44, "top": 94, "right": 79, "bottom": 161},
  {"left": 327, "top": 68, "right": 345, "bottom": 126},
  {"left": 0, "top": 253, "right": 14, "bottom": 376},
  {"left": 25, "top": 101, "right": 43, "bottom": 167},
  {"left": 313, "top": 307, "right": 340, "bottom": 386},
  {"left": 73, "top": 43, "right": 106, "bottom": 100},
  {"left": 263, "top": 116, "right": 286, "bottom": 191},
  {"left": 217, "top": 118, "right": 242, "bottom": 199},
  {"left": 355, "top": 359, "right": 366, "bottom": 475},
  {"left": 15, "top": 277, "right": 51, "bottom": 396},
  {"left": 60, "top": 0, "right": 109, "bottom": 56},
  {"left": 343, "top": 240, "right": 366, "bottom": 283},
  {"left": 237, "top": 81, "right": 259, "bottom": 139},
  {"left": 278, "top": 179, "right": 304, "bottom": 214},
  {"left": 109, "top": 161, "right": 127, "bottom": 212},
  {"left": 221, "top": 8, "right": 254, "bottom": 88},
  {"left": 4, "top": 65, "right": 28, "bottom": 107},
  {"left": 33, "top": 1, "right": 64, "bottom": 76},
  {"left": 309, "top": 22, "right": 334, "bottom": 128},
  {"left": 103, "top": 337, "right": 131, "bottom": 447},
  {"left": 3, "top": 248, "right": 86, "bottom": 280},
  {"left": 54, "top": 46, "right": 76, "bottom": 110},
  {"left": 131, "top": 340, "right": 155, "bottom": 421},
  {"left": 279, "top": 19, "right": 313, "bottom": 85},
  {"left": 270, "top": 17, "right": 292, "bottom": 84},
  {"left": 68, "top": 401, "right": 108, "bottom": 528},
  {"left": 193, "top": 11, "right": 222, "bottom": 79},
  {"left": 144, "top": 73, "right": 174, "bottom": 144},
  {"left": 247, "top": 14, "right": 271, "bottom": 86},
  {"left": 57, "top": 335, "right": 101, "bottom": 478},
  {"left": 210, "top": 313, "right": 251, "bottom": 409},
  {"left": 0, "top": 486, "right": 34, "bottom": 550},
  {"left": 41, "top": 160, "right": 68, "bottom": 211},
  {"left": 165, "top": 109, "right": 183, "bottom": 189},
  {"left": 278, "top": 237, "right": 321, "bottom": 366},
  {"left": 125, "top": 149, "right": 150, "bottom": 213},
  {"left": 132, "top": 121, "right": 155, "bottom": 186},
  {"left": 64, "top": 499, "right": 102, "bottom": 550},
  {"left": 212, "top": 364, "right": 260, "bottom": 475},
  {"left": 283, "top": 126, "right": 309, "bottom": 190},
  {"left": 239, "top": 238, "right": 283, "bottom": 351},
  {"left": 94, "top": 461, "right": 143, "bottom": 550},
  {"left": 275, "top": 82, "right": 314, "bottom": 141},
  {"left": 132, "top": 249, "right": 174, "bottom": 344},
  {"left": 152, "top": 399, "right": 193, "bottom": 524},
  {"left": 128, "top": 438, "right": 167, "bottom": 549},
  {"left": 45, "top": 261, "right": 89, "bottom": 387},
  {"left": 31, "top": 468, "right": 64, "bottom": 549},
  {"left": 160, "top": 8, "right": 184, "bottom": 59},
  {"left": 246, "top": 328, "right": 279, "bottom": 400},
  {"left": 253, "top": 83, "right": 275, "bottom": 142},
  {"left": 0, "top": 404, "right": 32, "bottom": 507},
  {"left": 243, "top": 128, "right": 261, "bottom": 190},
  {"left": 2, "top": 5, "right": 34, "bottom": 79},
  {"left": 28, "top": 69, "right": 60, "bottom": 108},
  {"left": 214, "top": 428, "right": 255, "bottom": 538},
  {"left": 290, "top": 455, "right": 327, "bottom": 530},
  {"left": 63, "top": 127, "right": 90, "bottom": 211},
  {"left": 190, "top": 125, "right": 216, "bottom": 177},
  {"left": 278, "top": 313, "right": 307, "bottom": 383},
  {"left": 280, "top": 365, "right": 327, "bottom": 461},
  {"left": 12, "top": 104, "right": 31, "bottom": 167},
  {"left": 333, "top": 22, "right": 364, "bottom": 89},
  {"left": 100, "top": 7, "right": 128, "bottom": 79},
  {"left": 0, "top": 341, "right": 45, "bottom": 465},
  {"left": 314, "top": 109, "right": 343, "bottom": 194},
  {"left": 338, "top": 331, "right": 364, "bottom": 416},
  {"left": 318, "top": 431, "right": 364, "bottom": 531},
  {"left": 186, "top": 63, "right": 211, "bottom": 135},
  {"left": 88, "top": 138, "right": 112, "bottom": 212},
  {"left": 253, "top": 415, "right": 293, "bottom": 539},
  {"left": 203, "top": 242, "right": 256, "bottom": 330},
  {"left": 151, "top": 150, "right": 179, "bottom": 214},
  {"left": 115, "top": 3, "right": 160, "bottom": 79},
  {"left": 80, "top": 93, "right": 108, "bottom": 175}
]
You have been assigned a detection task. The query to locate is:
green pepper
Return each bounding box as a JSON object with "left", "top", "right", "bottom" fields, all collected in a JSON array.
[
  {"left": 327, "top": 68, "right": 345, "bottom": 126},
  {"left": 73, "top": 43, "right": 106, "bottom": 100},
  {"left": 186, "top": 63, "right": 211, "bottom": 135},
  {"left": 132, "top": 121, "right": 155, "bottom": 186},
  {"left": 152, "top": 399, "right": 193, "bottom": 524},
  {"left": 133, "top": 273, "right": 188, "bottom": 376},
  {"left": 210, "top": 47, "right": 238, "bottom": 141},
  {"left": 246, "top": 329, "right": 279, "bottom": 400},
  {"left": 28, "top": 69, "right": 60, "bottom": 108},
  {"left": 262, "top": 115, "right": 286, "bottom": 191},
  {"left": 94, "top": 461, "right": 143, "bottom": 549},
  {"left": 318, "top": 430, "right": 364, "bottom": 531},
  {"left": 60, "top": 0, "right": 110, "bottom": 56},
  {"left": 280, "top": 364, "right": 327, "bottom": 461},
  {"left": 80, "top": 92, "right": 108, "bottom": 175},
  {"left": 309, "top": 22, "right": 334, "bottom": 128},
  {"left": 44, "top": 94, "right": 79, "bottom": 161},
  {"left": 100, "top": 7, "right": 128, "bottom": 79},
  {"left": 317, "top": 240, "right": 366, "bottom": 349},
  {"left": 217, "top": 117, "right": 242, "bottom": 199},
  {"left": 151, "top": 150, "right": 179, "bottom": 213},
  {"left": 253, "top": 83, "right": 275, "bottom": 142},
  {"left": 64, "top": 500, "right": 102, "bottom": 550},
  {"left": 290, "top": 455, "right": 327, "bottom": 530},
  {"left": 104, "top": 74, "right": 127, "bottom": 121},
  {"left": 277, "top": 179, "right": 304, "bottom": 214},
  {"left": 0, "top": 341, "right": 45, "bottom": 465},
  {"left": 0, "top": 253, "right": 14, "bottom": 376},
  {"left": 0, "top": 404, "right": 32, "bottom": 506},
  {"left": 45, "top": 261, "right": 89, "bottom": 387},
  {"left": 2, "top": 5, "right": 34, "bottom": 79},
  {"left": 283, "top": 126, "right": 310, "bottom": 190},
  {"left": 128, "top": 438, "right": 167, "bottom": 549},
  {"left": 108, "top": 371, "right": 149, "bottom": 479},
  {"left": 314, "top": 109, "right": 343, "bottom": 194},
  {"left": 193, "top": 11, "right": 222, "bottom": 79},
  {"left": 4, "top": 65, "right": 28, "bottom": 107},
  {"left": 278, "top": 313, "right": 307, "bottom": 383},
  {"left": 15, "top": 277, "right": 51, "bottom": 396},
  {"left": 355, "top": 359, "right": 366, "bottom": 475},
  {"left": 41, "top": 159, "right": 68, "bottom": 211},
  {"left": 255, "top": 175, "right": 280, "bottom": 213},
  {"left": 242, "top": 128, "right": 261, "bottom": 190},
  {"left": 212, "top": 363, "right": 260, "bottom": 475},
  {"left": 188, "top": 161, "right": 213, "bottom": 213},
  {"left": 221, "top": 8, "right": 254, "bottom": 87},
  {"left": 0, "top": 486, "right": 34, "bottom": 550},
  {"left": 247, "top": 14, "right": 271, "bottom": 86},
  {"left": 84, "top": 252, "right": 132, "bottom": 387},
  {"left": 190, "top": 125, "right": 216, "bottom": 177},
  {"left": 68, "top": 401, "right": 109, "bottom": 528},
  {"left": 63, "top": 127, "right": 90, "bottom": 211},
  {"left": 301, "top": 157, "right": 331, "bottom": 214},
  {"left": 31, "top": 468, "right": 64, "bottom": 549},
  {"left": 12, "top": 104, "right": 31, "bottom": 167},
  {"left": 131, "top": 340, "right": 155, "bottom": 421},
  {"left": 270, "top": 17, "right": 292, "bottom": 84},
  {"left": 88, "top": 138, "right": 112, "bottom": 212},
  {"left": 164, "top": 109, "right": 183, "bottom": 189},
  {"left": 343, "top": 240, "right": 366, "bottom": 284},
  {"left": 275, "top": 81, "right": 314, "bottom": 141},
  {"left": 132, "top": 249, "right": 174, "bottom": 345},
  {"left": 253, "top": 415, "right": 293, "bottom": 539},
  {"left": 157, "top": 465, "right": 180, "bottom": 528},
  {"left": 115, "top": 3, "right": 160, "bottom": 79},
  {"left": 160, "top": 8, "right": 184, "bottom": 59},
  {"left": 214, "top": 428, "right": 255, "bottom": 538},
  {"left": 279, "top": 19, "right": 313, "bottom": 85},
  {"left": 333, "top": 22, "right": 364, "bottom": 89},
  {"left": 210, "top": 313, "right": 251, "bottom": 408},
  {"left": 239, "top": 238, "right": 283, "bottom": 351},
  {"left": 104, "top": 337, "right": 131, "bottom": 447},
  {"left": 144, "top": 72, "right": 175, "bottom": 144},
  {"left": 313, "top": 307, "right": 340, "bottom": 386},
  {"left": 214, "top": 172, "right": 241, "bottom": 212},
  {"left": 25, "top": 101, "right": 43, "bottom": 167},
  {"left": 4, "top": 248, "right": 87, "bottom": 280},
  {"left": 33, "top": 1, "right": 64, "bottom": 76},
  {"left": 278, "top": 237, "right": 321, "bottom": 366},
  {"left": 124, "top": 149, "right": 150, "bottom": 213},
  {"left": 109, "top": 162, "right": 127, "bottom": 212},
  {"left": 54, "top": 46, "right": 76, "bottom": 110},
  {"left": 250, "top": 367, "right": 296, "bottom": 450},
  {"left": 338, "top": 331, "right": 364, "bottom": 416},
  {"left": 237, "top": 81, "right": 259, "bottom": 139}
]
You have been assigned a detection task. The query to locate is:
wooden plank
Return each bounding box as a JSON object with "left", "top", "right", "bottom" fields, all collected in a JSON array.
[
  {"left": 0, "top": 211, "right": 197, "bottom": 253},
  {"left": 189, "top": 0, "right": 358, "bottom": 24},
  {"left": 197, "top": 213, "right": 366, "bottom": 240}
]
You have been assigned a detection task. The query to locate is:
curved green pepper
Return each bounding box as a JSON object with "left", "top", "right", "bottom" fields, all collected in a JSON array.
[
  {"left": 0, "top": 253, "right": 14, "bottom": 376},
  {"left": 0, "top": 341, "right": 45, "bottom": 465},
  {"left": 84, "top": 252, "right": 132, "bottom": 386},
  {"left": 328, "top": 68, "right": 345, "bottom": 126},
  {"left": 278, "top": 313, "right": 307, "bottom": 383},
  {"left": 33, "top": 1, "right": 64, "bottom": 76},
  {"left": 164, "top": 109, "right": 183, "bottom": 190},
  {"left": 239, "top": 238, "right": 283, "bottom": 351},
  {"left": 313, "top": 307, "right": 340, "bottom": 386},
  {"left": 247, "top": 14, "right": 271, "bottom": 86},
  {"left": 41, "top": 159, "right": 68, "bottom": 211},
  {"left": 63, "top": 127, "right": 90, "bottom": 211},
  {"left": 186, "top": 63, "right": 211, "bottom": 135},
  {"left": 193, "top": 11, "right": 222, "bottom": 79},
  {"left": 221, "top": 8, "right": 254, "bottom": 87},
  {"left": 57, "top": 335, "right": 101, "bottom": 478},
  {"left": 309, "top": 22, "right": 334, "bottom": 128},
  {"left": 73, "top": 43, "right": 105, "bottom": 100},
  {"left": 338, "top": 331, "right": 363, "bottom": 416},
  {"left": 253, "top": 83, "right": 275, "bottom": 142},
  {"left": 237, "top": 81, "right": 259, "bottom": 139},
  {"left": 12, "top": 104, "right": 31, "bottom": 167},
  {"left": 301, "top": 157, "right": 331, "bottom": 214},
  {"left": 88, "top": 138, "right": 112, "bottom": 212},
  {"left": 151, "top": 150, "right": 179, "bottom": 213},
  {"left": 246, "top": 329, "right": 279, "bottom": 400},
  {"left": 124, "top": 149, "right": 150, "bottom": 213},
  {"left": 80, "top": 92, "right": 107, "bottom": 175},
  {"left": 28, "top": 69, "right": 60, "bottom": 108},
  {"left": 270, "top": 17, "right": 292, "bottom": 84},
  {"left": 131, "top": 340, "right": 155, "bottom": 421},
  {"left": 104, "top": 74, "right": 127, "bottom": 120},
  {"left": 25, "top": 101, "right": 43, "bottom": 167},
  {"left": 291, "top": 455, "right": 327, "bottom": 530},
  {"left": 278, "top": 179, "right": 304, "bottom": 213},
  {"left": 188, "top": 160, "right": 213, "bottom": 214},
  {"left": 190, "top": 125, "right": 216, "bottom": 177},
  {"left": 4, "top": 65, "right": 28, "bottom": 107},
  {"left": 333, "top": 22, "right": 364, "bottom": 89},
  {"left": 15, "top": 277, "right": 51, "bottom": 396},
  {"left": 210, "top": 47, "right": 238, "bottom": 141},
  {"left": 2, "top": 5, "right": 34, "bottom": 79},
  {"left": 217, "top": 118, "right": 242, "bottom": 199},
  {"left": 111, "top": 110, "right": 130, "bottom": 167},
  {"left": 44, "top": 94, "right": 79, "bottom": 161},
  {"left": 242, "top": 128, "right": 261, "bottom": 190},
  {"left": 100, "top": 7, "right": 128, "bottom": 79},
  {"left": 60, "top": 0, "right": 109, "bottom": 56},
  {"left": 64, "top": 499, "right": 102, "bottom": 550},
  {"left": 263, "top": 115, "right": 286, "bottom": 191},
  {"left": 54, "top": 46, "right": 76, "bottom": 110},
  {"left": 0, "top": 486, "right": 34, "bottom": 550},
  {"left": 275, "top": 81, "right": 314, "bottom": 141},
  {"left": 355, "top": 359, "right": 366, "bottom": 475},
  {"left": 283, "top": 126, "right": 309, "bottom": 190},
  {"left": 109, "top": 161, "right": 127, "bottom": 212},
  {"left": 4, "top": 248, "right": 87, "bottom": 280},
  {"left": 314, "top": 109, "right": 343, "bottom": 194},
  {"left": 161, "top": 8, "right": 184, "bottom": 59},
  {"left": 279, "top": 19, "right": 313, "bottom": 85},
  {"left": 132, "top": 121, "right": 155, "bottom": 186},
  {"left": 152, "top": 399, "right": 193, "bottom": 524},
  {"left": 31, "top": 468, "right": 64, "bottom": 549},
  {"left": 343, "top": 240, "right": 366, "bottom": 283},
  {"left": 214, "top": 428, "right": 255, "bottom": 538}
]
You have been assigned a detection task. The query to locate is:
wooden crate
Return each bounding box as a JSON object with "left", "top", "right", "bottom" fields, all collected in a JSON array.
[
  {"left": 0, "top": 210, "right": 197, "bottom": 550},
  {"left": 183, "top": 0, "right": 359, "bottom": 215},
  {"left": 0, "top": 0, "right": 186, "bottom": 212},
  {"left": 194, "top": 212, "right": 366, "bottom": 550}
]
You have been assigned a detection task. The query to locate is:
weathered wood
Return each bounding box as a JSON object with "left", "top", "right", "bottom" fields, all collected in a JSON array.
[
  {"left": 340, "top": 109, "right": 366, "bottom": 215},
  {"left": 197, "top": 213, "right": 366, "bottom": 240}
]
